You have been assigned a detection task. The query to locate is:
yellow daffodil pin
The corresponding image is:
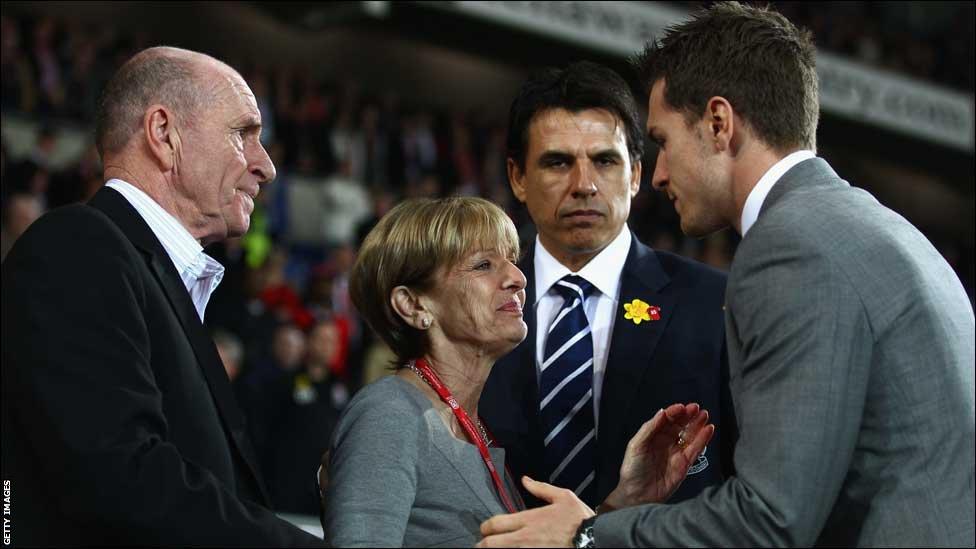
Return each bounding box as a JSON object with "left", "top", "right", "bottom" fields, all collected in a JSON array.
[{"left": 623, "top": 299, "right": 661, "bottom": 325}]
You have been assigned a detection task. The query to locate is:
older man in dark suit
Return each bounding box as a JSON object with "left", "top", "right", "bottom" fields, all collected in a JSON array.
[{"left": 2, "top": 47, "right": 321, "bottom": 546}]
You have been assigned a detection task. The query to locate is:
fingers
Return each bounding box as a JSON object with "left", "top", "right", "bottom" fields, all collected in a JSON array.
[
  {"left": 476, "top": 532, "right": 522, "bottom": 548},
  {"left": 685, "top": 423, "right": 715, "bottom": 461},
  {"left": 521, "top": 476, "right": 565, "bottom": 503},
  {"left": 627, "top": 408, "right": 664, "bottom": 451},
  {"left": 481, "top": 511, "right": 524, "bottom": 537}
]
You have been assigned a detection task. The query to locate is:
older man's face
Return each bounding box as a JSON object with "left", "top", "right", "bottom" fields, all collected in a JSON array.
[{"left": 176, "top": 65, "right": 275, "bottom": 245}]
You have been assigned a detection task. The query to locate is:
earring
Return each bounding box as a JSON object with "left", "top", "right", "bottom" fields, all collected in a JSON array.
[{"left": 421, "top": 317, "right": 431, "bottom": 329}]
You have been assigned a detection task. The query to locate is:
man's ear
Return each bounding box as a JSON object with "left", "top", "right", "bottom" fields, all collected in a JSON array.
[
  {"left": 143, "top": 104, "right": 178, "bottom": 172},
  {"left": 507, "top": 158, "right": 528, "bottom": 204},
  {"left": 629, "top": 159, "right": 642, "bottom": 198},
  {"left": 390, "top": 286, "right": 431, "bottom": 330},
  {"left": 704, "top": 96, "right": 735, "bottom": 153}
]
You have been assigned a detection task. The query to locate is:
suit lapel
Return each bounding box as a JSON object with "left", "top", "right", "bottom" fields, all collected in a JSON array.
[
  {"left": 596, "top": 237, "right": 676, "bottom": 498},
  {"left": 88, "top": 187, "right": 270, "bottom": 504}
]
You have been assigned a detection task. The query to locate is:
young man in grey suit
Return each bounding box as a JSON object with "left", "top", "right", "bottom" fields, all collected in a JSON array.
[{"left": 478, "top": 2, "right": 975, "bottom": 547}]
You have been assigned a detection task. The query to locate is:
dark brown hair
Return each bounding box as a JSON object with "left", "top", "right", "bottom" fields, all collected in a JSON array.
[{"left": 506, "top": 61, "right": 644, "bottom": 170}]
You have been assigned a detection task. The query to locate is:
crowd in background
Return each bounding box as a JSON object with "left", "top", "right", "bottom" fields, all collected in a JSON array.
[{"left": 2, "top": 4, "right": 973, "bottom": 516}]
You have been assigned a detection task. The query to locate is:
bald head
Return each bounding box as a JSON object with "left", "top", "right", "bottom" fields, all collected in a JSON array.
[{"left": 94, "top": 47, "right": 234, "bottom": 158}]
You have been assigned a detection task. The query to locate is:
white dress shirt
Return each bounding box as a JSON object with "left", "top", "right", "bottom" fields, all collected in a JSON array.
[
  {"left": 534, "top": 226, "right": 632, "bottom": 431},
  {"left": 740, "top": 150, "right": 816, "bottom": 237},
  {"left": 105, "top": 179, "right": 225, "bottom": 321}
]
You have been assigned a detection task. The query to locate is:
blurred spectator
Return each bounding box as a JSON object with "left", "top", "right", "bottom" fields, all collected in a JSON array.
[
  {"left": 259, "top": 248, "right": 315, "bottom": 329},
  {"left": 214, "top": 329, "right": 245, "bottom": 383},
  {"left": 354, "top": 187, "right": 395, "bottom": 247},
  {"left": 28, "top": 125, "right": 57, "bottom": 170},
  {"left": 263, "top": 318, "right": 346, "bottom": 515},
  {"left": 1, "top": 15, "right": 37, "bottom": 113},
  {"left": 321, "top": 156, "right": 371, "bottom": 248},
  {"left": 401, "top": 111, "right": 438, "bottom": 185},
  {"left": 31, "top": 17, "right": 65, "bottom": 115},
  {"left": 1, "top": 192, "right": 43, "bottom": 260}
]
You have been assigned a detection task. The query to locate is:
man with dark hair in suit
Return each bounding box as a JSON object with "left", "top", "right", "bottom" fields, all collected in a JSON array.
[
  {"left": 2, "top": 46, "right": 321, "bottom": 546},
  {"left": 478, "top": 3, "right": 974, "bottom": 547},
  {"left": 479, "top": 60, "right": 735, "bottom": 512}
]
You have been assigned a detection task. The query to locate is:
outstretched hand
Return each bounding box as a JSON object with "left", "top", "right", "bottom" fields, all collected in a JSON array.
[
  {"left": 600, "top": 402, "right": 714, "bottom": 511},
  {"left": 477, "top": 476, "right": 593, "bottom": 548}
]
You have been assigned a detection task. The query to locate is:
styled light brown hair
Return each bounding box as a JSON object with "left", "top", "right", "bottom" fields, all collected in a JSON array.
[
  {"left": 634, "top": 1, "right": 819, "bottom": 152},
  {"left": 350, "top": 197, "right": 520, "bottom": 365}
]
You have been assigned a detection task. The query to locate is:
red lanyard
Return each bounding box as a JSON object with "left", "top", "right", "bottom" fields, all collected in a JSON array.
[{"left": 409, "top": 358, "right": 519, "bottom": 514}]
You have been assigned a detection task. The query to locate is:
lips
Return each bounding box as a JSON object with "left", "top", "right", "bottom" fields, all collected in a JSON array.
[
  {"left": 240, "top": 186, "right": 259, "bottom": 200},
  {"left": 498, "top": 297, "right": 523, "bottom": 314},
  {"left": 563, "top": 209, "right": 604, "bottom": 220}
]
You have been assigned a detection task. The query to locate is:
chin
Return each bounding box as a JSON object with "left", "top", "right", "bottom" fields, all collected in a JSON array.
[{"left": 227, "top": 220, "right": 250, "bottom": 238}]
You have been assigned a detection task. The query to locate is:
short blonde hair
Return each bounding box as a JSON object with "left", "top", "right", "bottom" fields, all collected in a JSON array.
[{"left": 350, "top": 197, "right": 520, "bottom": 365}]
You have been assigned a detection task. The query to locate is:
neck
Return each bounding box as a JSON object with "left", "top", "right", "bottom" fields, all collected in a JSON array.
[
  {"left": 729, "top": 146, "right": 789, "bottom": 234},
  {"left": 423, "top": 349, "right": 490, "bottom": 419},
  {"left": 103, "top": 161, "right": 207, "bottom": 245},
  {"left": 540, "top": 233, "right": 613, "bottom": 273},
  {"left": 402, "top": 342, "right": 494, "bottom": 429}
]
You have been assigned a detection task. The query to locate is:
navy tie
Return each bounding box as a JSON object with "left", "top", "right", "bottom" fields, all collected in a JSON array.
[{"left": 539, "top": 275, "right": 597, "bottom": 505}]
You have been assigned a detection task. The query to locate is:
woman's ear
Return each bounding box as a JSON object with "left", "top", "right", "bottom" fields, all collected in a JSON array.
[{"left": 390, "top": 286, "right": 432, "bottom": 330}]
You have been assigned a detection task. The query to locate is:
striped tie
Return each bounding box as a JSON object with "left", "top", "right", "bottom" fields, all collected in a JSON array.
[{"left": 539, "top": 274, "right": 597, "bottom": 505}]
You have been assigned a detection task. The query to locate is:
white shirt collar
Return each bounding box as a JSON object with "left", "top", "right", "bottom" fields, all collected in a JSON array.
[
  {"left": 106, "top": 179, "right": 204, "bottom": 266},
  {"left": 740, "top": 150, "right": 816, "bottom": 236},
  {"left": 534, "top": 225, "right": 632, "bottom": 304},
  {"left": 105, "top": 179, "right": 224, "bottom": 320}
]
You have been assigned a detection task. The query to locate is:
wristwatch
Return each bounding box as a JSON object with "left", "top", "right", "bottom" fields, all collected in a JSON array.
[{"left": 573, "top": 516, "right": 597, "bottom": 548}]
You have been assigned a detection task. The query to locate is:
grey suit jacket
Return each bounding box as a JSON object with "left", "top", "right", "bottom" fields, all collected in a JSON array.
[
  {"left": 323, "top": 375, "right": 524, "bottom": 547},
  {"left": 595, "top": 158, "right": 975, "bottom": 547}
]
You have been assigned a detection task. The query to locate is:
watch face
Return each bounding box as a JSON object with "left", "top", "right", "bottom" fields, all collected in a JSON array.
[{"left": 574, "top": 518, "right": 597, "bottom": 548}]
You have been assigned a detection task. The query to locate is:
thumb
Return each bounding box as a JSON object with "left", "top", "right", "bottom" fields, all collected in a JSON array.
[{"left": 521, "top": 476, "right": 563, "bottom": 503}]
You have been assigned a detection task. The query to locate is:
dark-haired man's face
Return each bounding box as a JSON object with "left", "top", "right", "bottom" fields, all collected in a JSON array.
[
  {"left": 508, "top": 108, "right": 640, "bottom": 270},
  {"left": 647, "top": 80, "right": 732, "bottom": 238}
]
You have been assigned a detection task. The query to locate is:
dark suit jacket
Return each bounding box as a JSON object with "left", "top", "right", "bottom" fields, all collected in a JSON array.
[
  {"left": 480, "top": 234, "right": 736, "bottom": 508},
  {"left": 1, "top": 187, "right": 321, "bottom": 546}
]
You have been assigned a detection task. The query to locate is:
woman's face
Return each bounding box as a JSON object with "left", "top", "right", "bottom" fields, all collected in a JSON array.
[{"left": 424, "top": 248, "right": 528, "bottom": 361}]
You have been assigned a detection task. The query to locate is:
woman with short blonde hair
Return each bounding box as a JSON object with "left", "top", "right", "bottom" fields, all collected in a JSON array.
[{"left": 323, "top": 197, "right": 712, "bottom": 547}]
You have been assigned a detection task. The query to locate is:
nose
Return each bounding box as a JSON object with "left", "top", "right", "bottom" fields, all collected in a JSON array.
[
  {"left": 504, "top": 261, "right": 527, "bottom": 294},
  {"left": 570, "top": 160, "right": 598, "bottom": 198},
  {"left": 651, "top": 150, "right": 668, "bottom": 191},
  {"left": 250, "top": 142, "right": 277, "bottom": 185}
]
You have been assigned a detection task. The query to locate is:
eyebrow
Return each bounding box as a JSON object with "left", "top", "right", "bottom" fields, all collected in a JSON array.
[
  {"left": 591, "top": 149, "right": 623, "bottom": 160},
  {"left": 537, "top": 150, "right": 575, "bottom": 166},
  {"left": 233, "top": 115, "right": 262, "bottom": 131},
  {"left": 537, "top": 148, "right": 622, "bottom": 164}
]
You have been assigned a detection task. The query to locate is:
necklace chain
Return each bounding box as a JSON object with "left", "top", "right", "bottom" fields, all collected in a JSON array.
[{"left": 407, "top": 360, "right": 492, "bottom": 446}]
